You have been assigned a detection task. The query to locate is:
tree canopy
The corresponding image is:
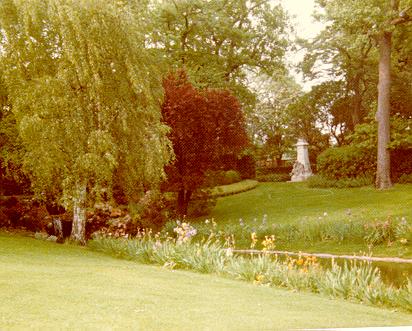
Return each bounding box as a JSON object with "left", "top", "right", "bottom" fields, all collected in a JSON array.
[
  {"left": 0, "top": 0, "right": 173, "bottom": 242},
  {"left": 161, "top": 70, "right": 248, "bottom": 215}
]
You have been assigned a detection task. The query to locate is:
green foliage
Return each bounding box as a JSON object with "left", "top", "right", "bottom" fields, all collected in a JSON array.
[
  {"left": 316, "top": 146, "right": 376, "bottom": 180},
  {"left": 236, "top": 154, "right": 256, "bottom": 179},
  {"left": 306, "top": 174, "right": 374, "bottom": 188},
  {"left": 187, "top": 198, "right": 217, "bottom": 218},
  {"left": 349, "top": 118, "right": 412, "bottom": 181},
  {"left": 363, "top": 219, "right": 396, "bottom": 246},
  {"left": 222, "top": 170, "right": 242, "bottom": 185},
  {"left": 0, "top": 196, "right": 49, "bottom": 231},
  {"left": 204, "top": 170, "right": 242, "bottom": 187},
  {"left": 127, "top": 191, "right": 177, "bottom": 232},
  {"left": 152, "top": 0, "right": 290, "bottom": 108},
  {"left": 285, "top": 92, "right": 330, "bottom": 163},
  {"left": 0, "top": 0, "right": 172, "bottom": 210},
  {"left": 248, "top": 75, "right": 301, "bottom": 162},
  {"left": 398, "top": 174, "right": 412, "bottom": 184},
  {"left": 256, "top": 166, "right": 292, "bottom": 182},
  {"left": 256, "top": 173, "right": 290, "bottom": 183},
  {"left": 228, "top": 216, "right": 410, "bottom": 248},
  {"left": 208, "top": 179, "right": 258, "bottom": 198}
]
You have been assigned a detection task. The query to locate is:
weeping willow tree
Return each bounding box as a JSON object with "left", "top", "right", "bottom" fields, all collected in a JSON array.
[{"left": 0, "top": 0, "right": 172, "bottom": 243}]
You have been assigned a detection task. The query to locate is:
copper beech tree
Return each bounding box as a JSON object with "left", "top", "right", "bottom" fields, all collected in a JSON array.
[{"left": 161, "top": 70, "right": 249, "bottom": 216}]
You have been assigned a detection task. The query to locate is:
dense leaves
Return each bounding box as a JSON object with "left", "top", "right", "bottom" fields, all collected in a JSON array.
[
  {"left": 161, "top": 70, "right": 248, "bottom": 215},
  {"left": 0, "top": 0, "right": 172, "bottom": 242}
]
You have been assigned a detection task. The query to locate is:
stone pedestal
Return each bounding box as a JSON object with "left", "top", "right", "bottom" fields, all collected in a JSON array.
[{"left": 291, "top": 139, "right": 313, "bottom": 182}]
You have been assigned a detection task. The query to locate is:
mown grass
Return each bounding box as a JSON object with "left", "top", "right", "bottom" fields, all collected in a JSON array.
[
  {"left": 209, "top": 179, "right": 258, "bottom": 197},
  {"left": 1, "top": 233, "right": 411, "bottom": 330},
  {"left": 207, "top": 182, "right": 412, "bottom": 225},
  {"left": 192, "top": 182, "right": 412, "bottom": 257}
]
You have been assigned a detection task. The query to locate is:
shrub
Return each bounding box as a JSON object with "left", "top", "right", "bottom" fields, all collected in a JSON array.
[
  {"left": 398, "top": 173, "right": 412, "bottom": 184},
  {"left": 391, "top": 149, "right": 412, "bottom": 182},
  {"left": 128, "top": 191, "right": 176, "bottom": 231},
  {"left": 306, "top": 174, "right": 373, "bottom": 188},
  {"left": 363, "top": 219, "right": 396, "bottom": 245},
  {"left": 0, "top": 196, "right": 49, "bottom": 231},
  {"left": 223, "top": 170, "right": 242, "bottom": 185},
  {"left": 236, "top": 154, "right": 256, "bottom": 179},
  {"left": 317, "top": 146, "right": 375, "bottom": 180},
  {"left": 187, "top": 196, "right": 217, "bottom": 217},
  {"left": 256, "top": 173, "right": 290, "bottom": 182},
  {"left": 203, "top": 170, "right": 242, "bottom": 187},
  {"left": 256, "top": 166, "right": 292, "bottom": 176}
]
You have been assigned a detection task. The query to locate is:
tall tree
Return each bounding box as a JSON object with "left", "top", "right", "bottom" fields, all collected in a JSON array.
[
  {"left": 301, "top": 2, "right": 379, "bottom": 130},
  {"left": 375, "top": 0, "right": 411, "bottom": 188},
  {"left": 304, "top": 0, "right": 412, "bottom": 188},
  {"left": 151, "top": 0, "right": 290, "bottom": 109},
  {"left": 161, "top": 70, "right": 248, "bottom": 216},
  {"left": 0, "top": 0, "right": 172, "bottom": 243}
]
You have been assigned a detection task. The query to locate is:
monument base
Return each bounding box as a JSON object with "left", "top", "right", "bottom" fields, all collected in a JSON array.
[{"left": 291, "top": 172, "right": 312, "bottom": 182}]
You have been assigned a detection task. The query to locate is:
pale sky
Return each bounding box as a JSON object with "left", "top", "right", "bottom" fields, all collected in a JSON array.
[{"left": 281, "top": 0, "right": 323, "bottom": 40}]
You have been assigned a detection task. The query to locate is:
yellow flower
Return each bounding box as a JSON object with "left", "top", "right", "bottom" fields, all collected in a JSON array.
[
  {"left": 254, "top": 273, "right": 265, "bottom": 284},
  {"left": 400, "top": 238, "right": 408, "bottom": 244},
  {"left": 250, "top": 232, "right": 258, "bottom": 249},
  {"left": 261, "top": 235, "right": 275, "bottom": 252}
]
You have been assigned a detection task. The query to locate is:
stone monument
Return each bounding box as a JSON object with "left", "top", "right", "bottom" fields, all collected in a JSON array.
[{"left": 290, "top": 138, "right": 313, "bottom": 182}]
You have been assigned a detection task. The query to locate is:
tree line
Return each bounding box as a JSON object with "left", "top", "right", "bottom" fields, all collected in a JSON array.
[
  {"left": 1, "top": 0, "right": 411, "bottom": 243},
  {"left": 0, "top": 0, "right": 288, "bottom": 243}
]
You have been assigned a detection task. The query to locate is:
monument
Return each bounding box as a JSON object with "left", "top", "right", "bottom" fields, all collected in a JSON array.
[{"left": 290, "top": 138, "right": 312, "bottom": 182}]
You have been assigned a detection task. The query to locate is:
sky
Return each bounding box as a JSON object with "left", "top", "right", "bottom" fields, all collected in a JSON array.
[
  {"left": 281, "top": 0, "right": 323, "bottom": 40},
  {"left": 280, "top": 0, "right": 326, "bottom": 90}
]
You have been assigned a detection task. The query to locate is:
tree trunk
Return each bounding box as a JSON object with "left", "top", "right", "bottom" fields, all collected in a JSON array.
[
  {"left": 375, "top": 31, "right": 393, "bottom": 189},
  {"left": 70, "top": 181, "right": 87, "bottom": 244},
  {"left": 177, "top": 189, "right": 192, "bottom": 217},
  {"left": 351, "top": 75, "right": 362, "bottom": 129}
]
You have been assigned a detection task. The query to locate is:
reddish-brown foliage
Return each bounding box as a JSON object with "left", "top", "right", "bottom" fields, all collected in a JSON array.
[{"left": 161, "top": 70, "right": 248, "bottom": 215}]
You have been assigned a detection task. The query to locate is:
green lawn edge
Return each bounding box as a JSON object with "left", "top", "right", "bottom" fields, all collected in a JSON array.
[
  {"left": 1, "top": 233, "right": 411, "bottom": 330},
  {"left": 209, "top": 179, "right": 259, "bottom": 198}
]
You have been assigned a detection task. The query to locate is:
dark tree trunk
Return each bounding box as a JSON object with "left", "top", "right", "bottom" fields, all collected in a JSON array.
[
  {"left": 375, "top": 31, "right": 393, "bottom": 189},
  {"left": 177, "top": 189, "right": 192, "bottom": 217}
]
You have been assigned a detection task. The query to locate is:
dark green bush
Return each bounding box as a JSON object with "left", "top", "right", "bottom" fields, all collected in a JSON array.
[
  {"left": 236, "top": 155, "right": 256, "bottom": 179},
  {"left": 188, "top": 188, "right": 217, "bottom": 217},
  {"left": 0, "top": 196, "right": 50, "bottom": 231},
  {"left": 317, "top": 146, "right": 375, "bottom": 180},
  {"left": 398, "top": 174, "right": 412, "bottom": 184},
  {"left": 391, "top": 149, "right": 412, "bottom": 182},
  {"left": 306, "top": 174, "right": 373, "bottom": 188},
  {"left": 204, "top": 170, "right": 242, "bottom": 187},
  {"left": 187, "top": 198, "right": 217, "bottom": 217},
  {"left": 127, "top": 192, "right": 176, "bottom": 232},
  {"left": 256, "top": 173, "right": 290, "bottom": 182},
  {"left": 222, "top": 170, "right": 242, "bottom": 185},
  {"left": 256, "top": 166, "right": 292, "bottom": 176}
]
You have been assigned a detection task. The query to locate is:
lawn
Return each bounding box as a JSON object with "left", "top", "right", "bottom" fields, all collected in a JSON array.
[
  {"left": 1, "top": 233, "right": 411, "bottom": 330},
  {"left": 193, "top": 182, "right": 412, "bottom": 256},
  {"left": 207, "top": 182, "right": 412, "bottom": 225}
]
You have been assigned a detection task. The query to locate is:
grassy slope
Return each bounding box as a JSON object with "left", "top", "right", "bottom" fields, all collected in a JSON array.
[
  {"left": 1, "top": 234, "right": 411, "bottom": 330},
  {"left": 195, "top": 182, "right": 412, "bottom": 256}
]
